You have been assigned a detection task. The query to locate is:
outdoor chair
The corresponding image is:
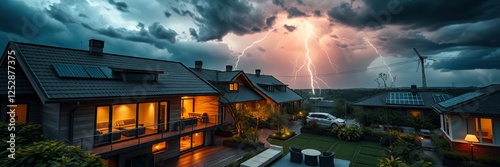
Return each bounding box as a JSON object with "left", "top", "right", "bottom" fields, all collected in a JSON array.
[
  {"left": 319, "top": 151, "right": 335, "bottom": 167},
  {"left": 289, "top": 146, "right": 303, "bottom": 164}
]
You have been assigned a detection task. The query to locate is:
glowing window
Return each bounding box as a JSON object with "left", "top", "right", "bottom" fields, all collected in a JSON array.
[
  {"left": 229, "top": 83, "right": 239, "bottom": 91},
  {"left": 152, "top": 141, "right": 167, "bottom": 152},
  {"left": 8, "top": 104, "right": 27, "bottom": 123}
]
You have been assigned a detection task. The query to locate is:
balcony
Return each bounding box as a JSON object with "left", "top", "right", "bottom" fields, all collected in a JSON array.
[{"left": 72, "top": 114, "right": 220, "bottom": 156}]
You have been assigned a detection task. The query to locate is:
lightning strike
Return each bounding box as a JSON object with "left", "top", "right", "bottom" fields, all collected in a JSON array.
[
  {"left": 304, "top": 23, "right": 316, "bottom": 94},
  {"left": 234, "top": 31, "right": 271, "bottom": 70},
  {"left": 310, "top": 28, "right": 340, "bottom": 76},
  {"left": 365, "top": 38, "right": 395, "bottom": 82}
]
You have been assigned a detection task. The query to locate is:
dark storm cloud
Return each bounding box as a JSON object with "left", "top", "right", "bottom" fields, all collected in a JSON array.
[
  {"left": 327, "top": 0, "right": 500, "bottom": 30},
  {"left": 164, "top": 11, "right": 171, "bottom": 18},
  {"left": 283, "top": 24, "right": 296, "bottom": 32},
  {"left": 313, "top": 10, "right": 321, "bottom": 17},
  {"left": 170, "top": 7, "right": 195, "bottom": 17},
  {"left": 432, "top": 48, "right": 500, "bottom": 71},
  {"left": 148, "top": 22, "right": 178, "bottom": 43},
  {"left": 108, "top": 0, "right": 129, "bottom": 12},
  {"left": 183, "top": 0, "right": 273, "bottom": 41},
  {"left": 330, "top": 34, "right": 339, "bottom": 39},
  {"left": 272, "top": 0, "right": 286, "bottom": 9},
  {"left": 266, "top": 16, "right": 277, "bottom": 27},
  {"left": 286, "top": 7, "right": 307, "bottom": 18},
  {"left": 297, "top": 0, "right": 304, "bottom": 5},
  {"left": 189, "top": 28, "right": 198, "bottom": 39},
  {"left": 46, "top": 5, "right": 75, "bottom": 23},
  {"left": 0, "top": 0, "right": 63, "bottom": 42}
]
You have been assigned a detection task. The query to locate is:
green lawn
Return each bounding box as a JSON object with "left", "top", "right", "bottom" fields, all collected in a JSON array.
[{"left": 268, "top": 133, "right": 387, "bottom": 167}]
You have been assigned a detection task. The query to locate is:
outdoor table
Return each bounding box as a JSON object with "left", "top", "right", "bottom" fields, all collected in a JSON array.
[{"left": 301, "top": 149, "right": 321, "bottom": 166}]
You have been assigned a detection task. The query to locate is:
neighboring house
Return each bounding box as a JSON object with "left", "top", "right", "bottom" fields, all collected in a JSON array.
[
  {"left": 191, "top": 62, "right": 303, "bottom": 123},
  {"left": 190, "top": 62, "right": 265, "bottom": 124},
  {"left": 353, "top": 86, "right": 453, "bottom": 126},
  {"left": 245, "top": 69, "right": 303, "bottom": 114},
  {"left": 0, "top": 40, "right": 222, "bottom": 166},
  {"left": 432, "top": 84, "right": 500, "bottom": 158},
  {"left": 311, "top": 101, "right": 336, "bottom": 113}
]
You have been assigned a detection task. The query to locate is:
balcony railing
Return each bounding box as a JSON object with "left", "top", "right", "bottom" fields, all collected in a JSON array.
[{"left": 71, "top": 114, "right": 221, "bottom": 155}]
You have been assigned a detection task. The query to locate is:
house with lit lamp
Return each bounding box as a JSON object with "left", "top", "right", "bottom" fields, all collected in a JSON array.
[
  {"left": 431, "top": 84, "right": 500, "bottom": 158},
  {"left": 0, "top": 39, "right": 222, "bottom": 166}
]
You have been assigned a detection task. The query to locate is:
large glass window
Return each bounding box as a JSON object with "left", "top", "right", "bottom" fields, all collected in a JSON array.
[
  {"left": 113, "top": 104, "right": 139, "bottom": 138},
  {"left": 476, "top": 118, "right": 494, "bottom": 144},
  {"left": 96, "top": 106, "right": 110, "bottom": 132},
  {"left": 152, "top": 141, "right": 167, "bottom": 152},
  {"left": 139, "top": 102, "right": 158, "bottom": 135},
  {"left": 180, "top": 132, "right": 204, "bottom": 151},
  {"left": 181, "top": 98, "right": 194, "bottom": 118},
  {"left": 159, "top": 102, "right": 168, "bottom": 131}
]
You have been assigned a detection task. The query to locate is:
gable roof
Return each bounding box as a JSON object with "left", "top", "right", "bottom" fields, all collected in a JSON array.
[
  {"left": 353, "top": 91, "right": 452, "bottom": 109},
  {"left": 190, "top": 68, "right": 264, "bottom": 103},
  {"left": 246, "top": 73, "right": 303, "bottom": 104},
  {"left": 0, "top": 41, "right": 220, "bottom": 103},
  {"left": 432, "top": 84, "right": 500, "bottom": 116}
]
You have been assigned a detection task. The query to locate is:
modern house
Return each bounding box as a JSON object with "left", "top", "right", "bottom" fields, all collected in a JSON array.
[
  {"left": 432, "top": 84, "right": 500, "bottom": 158},
  {"left": 0, "top": 40, "right": 222, "bottom": 166},
  {"left": 353, "top": 85, "right": 453, "bottom": 126}
]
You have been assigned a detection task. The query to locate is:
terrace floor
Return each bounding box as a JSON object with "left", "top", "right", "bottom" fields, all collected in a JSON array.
[
  {"left": 271, "top": 153, "right": 351, "bottom": 167},
  {"left": 156, "top": 136, "right": 248, "bottom": 167}
]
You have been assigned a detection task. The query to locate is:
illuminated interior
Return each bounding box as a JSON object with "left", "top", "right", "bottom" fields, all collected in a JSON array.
[
  {"left": 180, "top": 132, "right": 204, "bottom": 151},
  {"left": 409, "top": 110, "right": 422, "bottom": 117},
  {"left": 181, "top": 98, "right": 194, "bottom": 118},
  {"left": 112, "top": 104, "right": 137, "bottom": 129},
  {"left": 229, "top": 83, "right": 238, "bottom": 91},
  {"left": 9, "top": 104, "right": 27, "bottom": 122},
  {"left": 152, "top": 141, "right": 167, "bottom": 152},
  {"left": 96, "top": 106, "right": 110, "bottom": 132},
  {"left": 476, "top": 118, "right": 493, "bottom": 144},
  {"left": 139, "top": 102, "right": 158, "bottom": 135}
]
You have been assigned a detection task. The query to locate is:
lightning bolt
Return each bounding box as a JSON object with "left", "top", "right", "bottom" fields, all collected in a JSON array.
[
  {"left": 304, "top": 23, "right": 316, "bottom": 94},
  {"left": 365, "top": 38, "right": 394, "bottom": 82},
  {"left": 310, "top": 28, "right": 340, "bottom": 76},
  {"left": 234, "top": 31, "right": 271, "bottom": 70}
]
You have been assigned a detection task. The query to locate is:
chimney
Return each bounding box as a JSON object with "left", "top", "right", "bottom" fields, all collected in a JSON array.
[
  {"left": 226, "top": 65, "right": 233, "bottom": 72},
  {"left": 195, "top": 61, "right": 203, "bottom": 70},
  {"left": 255, "top": 69, "right": 261, "bottom": 77},
  {"left": 89, "top": 39, "right": 104, "bottom": 56},
  {"left": 411, "top": 85, "right": 417, "bottom": 95}
]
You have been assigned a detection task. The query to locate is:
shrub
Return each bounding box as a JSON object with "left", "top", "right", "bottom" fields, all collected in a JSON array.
[
  {"left": 442, "top": 151, "right": 471, "bottom": 161},
  {"left": 308, "top": 119, "right": 319, "bottom": 128},
  {"left": 333, "top": 125, "right": 362, "bottom": 141},
  {"left": 378, "top": 156, "right": 406, "bottom": 167},
  {"left": 384, "top": 141, "right": 421, "bottom": 164},
  {"left": 380, "top": 130, "right": 416, "bottom": 147},
  {"left": 477, "top": 155, "right": 500, "bottom": 166},
  {"left": 430, "top": 134, "right": 450, "bottom": 151},
  {"left": 3, "top": 140, "right": 105, "bottom": 166}
]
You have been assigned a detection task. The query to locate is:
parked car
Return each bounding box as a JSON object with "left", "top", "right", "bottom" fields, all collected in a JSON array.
[{"left": 306, "top": 112, "right": 345, "bottom": 127}]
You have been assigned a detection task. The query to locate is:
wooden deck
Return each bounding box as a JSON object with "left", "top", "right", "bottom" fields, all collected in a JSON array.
[{"left": 155, "top": 144, "right": 249, "bottom": 167}]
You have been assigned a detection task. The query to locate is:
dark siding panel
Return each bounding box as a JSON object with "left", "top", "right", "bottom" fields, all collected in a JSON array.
[
  {"left": 42, "top": 103, "right": 60, "bottom": 140},
  {"left": 154, "top": 138, "right": 181, "bottom": 164}
]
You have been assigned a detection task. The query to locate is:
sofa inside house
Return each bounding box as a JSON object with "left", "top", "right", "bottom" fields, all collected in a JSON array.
[
  {"left": 114, "top": 119, "right": 146, "bottom": 137},
  {"left": 94, "top": 122, "right": 121, "bottom": 146}
]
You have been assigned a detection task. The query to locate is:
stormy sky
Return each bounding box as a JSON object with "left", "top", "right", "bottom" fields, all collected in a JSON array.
[{"left": 1, "top": 0, "right": 499, "bottom": 90}]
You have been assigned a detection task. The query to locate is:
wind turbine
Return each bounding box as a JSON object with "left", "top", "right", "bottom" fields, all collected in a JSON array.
[{"left": 414, "top": 48, "right": 427, "bottom": 90}]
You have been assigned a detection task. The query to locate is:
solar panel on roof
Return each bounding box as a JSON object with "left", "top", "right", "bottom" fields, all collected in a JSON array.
[
  {"left": 433, "top": 94, "right": 452, "bottom": 103},
  {"left": 99, "top": 67, "right": 114, "bottom": 78},
  {"left": 52, "top": 64, "right": 90, "bottom": 78},
  {"left": 83, "top": 66, "right": 107, "bottom": 78},
  {"left": 386, "top": 92, "right": 424, "bottom": 106},
  {"left": 439, "top": 92, "right": 483, "bottom": 108}
]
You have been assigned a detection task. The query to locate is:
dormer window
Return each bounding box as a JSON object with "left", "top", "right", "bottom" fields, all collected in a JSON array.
[
  {"left": 278, "top": 85, "right": 287, "bottom": 92},
  {"left": 266, "top": 86, "right": 274, "bottom": 92},
  {"left": 229, "top": 83, "right": 239, "bottom": 91}
]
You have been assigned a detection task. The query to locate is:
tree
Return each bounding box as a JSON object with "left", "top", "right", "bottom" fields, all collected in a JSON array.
[
  {"left": 375, "top": 72, "right": 396, "bottom": 89},
  {"left": 248, "top": 103, "right": 272, "bottom": 129},
  {"left": 224, "top": 104, "right": 249, "bottom": 136},
  {"left": 269, "top": 106, "right": 287, "bottom": 134}
]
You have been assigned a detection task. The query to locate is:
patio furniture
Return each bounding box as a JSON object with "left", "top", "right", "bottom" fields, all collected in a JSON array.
[
  {"left": 319, "top": 151, "right": 335, "bottom": 167},
  {"left": 240, "top": 145, "right": 283, "bottom": 167},
  {"left": 289, "top": 146, "right": 303, "bottom": 164},
  {"left": 302, "top": 149, "right": 321, "bottom": 166}
]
